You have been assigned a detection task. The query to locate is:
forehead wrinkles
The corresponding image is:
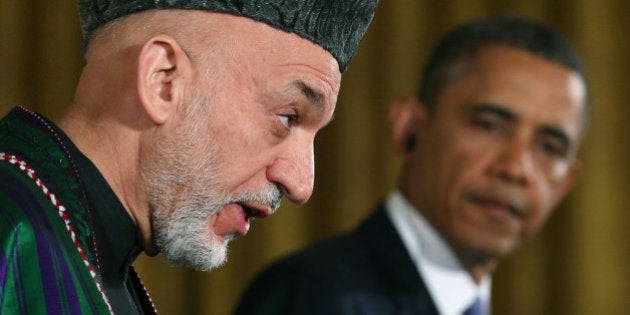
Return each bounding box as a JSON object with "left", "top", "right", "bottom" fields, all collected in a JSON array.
[{"left": 166, "top": 12, "right": 339, "bottom": 109}]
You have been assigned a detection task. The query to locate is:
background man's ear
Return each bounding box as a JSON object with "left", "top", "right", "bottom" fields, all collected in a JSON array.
[
  {"left": 136, "top": 35, "right": 192, "bottom": 125},
  {"left": 388, "top": 95, "right": 426, "bottom": 156}
]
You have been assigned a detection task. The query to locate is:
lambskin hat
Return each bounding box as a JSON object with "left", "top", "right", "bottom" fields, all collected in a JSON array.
[{"left": 77, "top": 0, "right": 379, "bottom": 72}]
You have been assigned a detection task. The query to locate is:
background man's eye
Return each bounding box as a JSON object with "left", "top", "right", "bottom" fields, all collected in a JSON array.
[
  {"left": 541, "top": 140, "right": 568, "bottom": 158},
  {"left": 471, "top": 117, "right": 502, "bottom": 131}
]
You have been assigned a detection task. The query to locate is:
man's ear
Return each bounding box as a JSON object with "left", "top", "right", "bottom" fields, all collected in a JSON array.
[
  {"left": 137, "top": 35, "right": 192, "bottom": 125},
  {"left": 388, "top": 95, "right": 426, "bottom": 156}
]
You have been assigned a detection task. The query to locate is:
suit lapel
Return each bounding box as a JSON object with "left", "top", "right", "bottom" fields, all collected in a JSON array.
[{"left": 356, "top": 204, "right": 440, "bottom": 315}]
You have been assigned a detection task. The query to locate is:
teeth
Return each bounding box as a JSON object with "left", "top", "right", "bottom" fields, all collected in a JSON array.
[{"left": 243, "top": 206, "right": 255, "bottom": 219}]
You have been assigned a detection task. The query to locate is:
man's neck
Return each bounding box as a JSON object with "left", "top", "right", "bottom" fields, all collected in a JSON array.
[{"left": 57, "top": 105, "right": 152, "bottom": 251}]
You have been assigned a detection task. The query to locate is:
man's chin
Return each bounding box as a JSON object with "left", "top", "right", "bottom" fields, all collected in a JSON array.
[
  {"left": 185, "top": 260, "right": 226, "bottom": 272},
  {"left": 175, "top": 242, "right": 228, "bottom": 271},
  {"left": 161, "top": 252, "right": 228, "bottom": 272}
]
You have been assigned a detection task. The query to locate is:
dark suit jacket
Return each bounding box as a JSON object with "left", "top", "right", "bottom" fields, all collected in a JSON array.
[{"left": 234, "top": 205, "right": 440, "bottom": 315}]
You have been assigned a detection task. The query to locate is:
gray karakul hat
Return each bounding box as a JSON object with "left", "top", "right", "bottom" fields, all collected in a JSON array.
[{"left": 78, "top": 0, "right": 379, "bottom": 72}]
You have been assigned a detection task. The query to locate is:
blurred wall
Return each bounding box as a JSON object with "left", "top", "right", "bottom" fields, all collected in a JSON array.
[{"left": 2, "top": 1, "right": 628, "bottom": 314}]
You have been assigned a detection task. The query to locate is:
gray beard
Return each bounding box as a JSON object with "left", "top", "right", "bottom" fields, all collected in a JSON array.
[
  {"left": 143, "top": 94, "right": 230, "bottom": 271},
  {"left": 151, "top": 196, "right": 230, "bottom": 271},
  {"left": 142, "top": 93, "right": 282, "bottom": 271},
  {"left": 151, "top": 188, "right": 282, "bottom": 271}
]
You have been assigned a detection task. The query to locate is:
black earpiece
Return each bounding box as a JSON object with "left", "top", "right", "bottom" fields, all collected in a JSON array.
[{"left": 405, "top": 134, "right": 416, "bottom": 153}]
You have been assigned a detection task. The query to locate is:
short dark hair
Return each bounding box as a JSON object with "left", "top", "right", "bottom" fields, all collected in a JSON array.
[{"left": 418, "top": 15, "right": 590, "bottom": 129}]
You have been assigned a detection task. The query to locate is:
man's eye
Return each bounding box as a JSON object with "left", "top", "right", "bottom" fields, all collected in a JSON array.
[
  {"left": 471, "top": 116, "right": 503, "bottom": 132},
  {"left": 278, "top": 115, "right": 295, "bottom": 128},
  {"left": 540, "top": 138, "right": 568, "bottom": 158}
]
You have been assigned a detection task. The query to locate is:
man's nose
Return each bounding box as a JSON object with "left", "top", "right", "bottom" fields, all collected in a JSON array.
[
  {"left": 266, "top": 140, "right": 315, "bottom": 205},
  {"left": 490, "top": 138, "right": 534, "bottom": 186}
]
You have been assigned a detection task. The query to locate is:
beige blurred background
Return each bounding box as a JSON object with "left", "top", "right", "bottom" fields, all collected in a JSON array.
[{"left": 1, "top": 1, "right": 628, "bottom": 314}]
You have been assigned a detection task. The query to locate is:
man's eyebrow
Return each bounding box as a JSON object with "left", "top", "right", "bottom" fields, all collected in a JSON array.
[
  {"left": 292, "top": 80, "right": 325, "bottom": 110},
  {"left": 469, "top": 103, "right": 573, "bottom": 149},
  {"left": 467, "top": 103, "right": 516, "bottom": 121}
]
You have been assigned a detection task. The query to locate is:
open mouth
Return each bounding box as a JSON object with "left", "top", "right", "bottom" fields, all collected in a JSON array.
[
  {"left": 239, "top": 202, "right": 272, "bottom": 220},
  {"left": 242, "top": 205, "right": 257, "bottom": 220}
]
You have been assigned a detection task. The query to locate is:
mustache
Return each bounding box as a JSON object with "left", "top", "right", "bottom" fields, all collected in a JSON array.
[{"left": 229, "top": 184, "right": 283, "bottom": 214}]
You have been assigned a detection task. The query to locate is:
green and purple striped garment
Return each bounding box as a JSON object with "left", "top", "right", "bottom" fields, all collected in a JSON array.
[{"left": 0, "top": 107, "right": 111, "bottom": 314}]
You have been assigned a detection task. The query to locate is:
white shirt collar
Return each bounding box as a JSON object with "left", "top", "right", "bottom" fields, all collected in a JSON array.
[{"left": 385, "top": 190, "right": 491, "bottom": 315}]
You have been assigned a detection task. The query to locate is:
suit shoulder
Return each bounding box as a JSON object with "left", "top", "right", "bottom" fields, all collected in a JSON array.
[
  {"left": 278, "top": 230, "right": 367, "bottom": 274},
  {"left": 259, "top": 208, "right": 392, "bottom": 281},
  {"left": 235, "top": 231, "right": 370, "bottom": 315}
]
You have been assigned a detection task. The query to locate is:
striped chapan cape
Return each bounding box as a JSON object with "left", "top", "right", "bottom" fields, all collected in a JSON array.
[{"left": 0, "top": 107, "right": 111, "bottom": 314}]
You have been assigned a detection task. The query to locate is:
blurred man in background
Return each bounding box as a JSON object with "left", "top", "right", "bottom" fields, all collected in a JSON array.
[{"left": 235, "top": 15, "right": 589, "bottom": 315}]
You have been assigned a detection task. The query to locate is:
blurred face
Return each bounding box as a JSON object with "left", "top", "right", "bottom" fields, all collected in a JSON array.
[
  {"left": 141, "top": 13, "right": 341, "bottom": 271},
  {"left": 405, "top": 45, "right": 586, "bottom": 266}
]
